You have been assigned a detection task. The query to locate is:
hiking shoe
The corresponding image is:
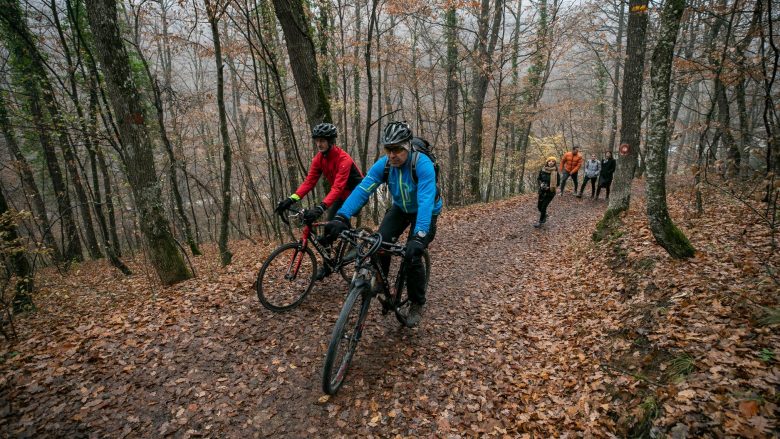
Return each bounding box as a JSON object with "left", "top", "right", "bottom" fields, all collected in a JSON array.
[
  {"left": 533, "top": 221, "right": 542, "bottom": 228},
  {"left": 315, "top": 265, "right": 332, "bottom": 281},
  {"left": 406, "top": 302, "right": 424, "bottom": 327}
]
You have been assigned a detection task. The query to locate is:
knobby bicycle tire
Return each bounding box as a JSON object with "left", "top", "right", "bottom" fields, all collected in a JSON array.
[
  {"left": 393, "top": 250, "right": 430, "bottom": 326},
  {"left": 256, "top": 242, "right": 317, "bottom": 312},
  {"left": 322, "top": 285, "right": 372, "bottom": 395}
]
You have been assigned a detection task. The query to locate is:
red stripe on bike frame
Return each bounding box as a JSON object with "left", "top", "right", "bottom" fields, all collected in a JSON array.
[{"left": 291, "top": 225, "right": 312, "bottom": 277}]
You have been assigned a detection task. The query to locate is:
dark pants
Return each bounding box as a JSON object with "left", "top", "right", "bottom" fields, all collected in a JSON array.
[
  {"left": 580, "top": 176, "right": 598, "bottom": 197},
  {"left": 324, "top": 199, "right": 345, "bottom": 221},
  {"left": 537, "top": 190, "right": 556, "bottom": 222},
  {"left": 560, "top": 171, "right": 578, "bottom": 193},
  {"left": 596, "top": 180, "right": 612, "bottom": 199},
  {"left": 378, "top": 205, "right": 438, "bottom": 305}
]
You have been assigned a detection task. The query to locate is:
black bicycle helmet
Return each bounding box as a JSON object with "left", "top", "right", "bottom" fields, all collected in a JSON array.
[
  {"left": 311, "top": 122, "right": 338, "bottom": 140},
  {"left": 380, "top": 121, "right": 413, "bottom": 146}
]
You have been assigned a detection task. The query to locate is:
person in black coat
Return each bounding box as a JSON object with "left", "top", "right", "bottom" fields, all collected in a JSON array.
[
  {"left": 596, "top": 151, "right": 616, "bottom": 200},
  {"left": 535, "top": 157, "right": 560, "bottom": 228}
]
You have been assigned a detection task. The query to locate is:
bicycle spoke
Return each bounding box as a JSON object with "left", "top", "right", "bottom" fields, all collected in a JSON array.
[{"left": 257, "top": 243, "right": 316, "bottom": 312}]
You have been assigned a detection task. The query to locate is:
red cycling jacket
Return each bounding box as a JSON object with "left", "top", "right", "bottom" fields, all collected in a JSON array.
[{"left": 294, "top": 145, "right": 363, "bottom": 207}]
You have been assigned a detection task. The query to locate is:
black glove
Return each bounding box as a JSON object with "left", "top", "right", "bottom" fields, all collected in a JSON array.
[
  {"left": 303, "top": 203, "right": 326, "bottom": 223},
  {"left": 275, "top": 197, "right": 295, "bottom": 215},
  {"left": 323, "top": 214, "right": 350, "bottom": 243},
  {"left": 405, "top": 236, "right": 426, "bottom": 259}
]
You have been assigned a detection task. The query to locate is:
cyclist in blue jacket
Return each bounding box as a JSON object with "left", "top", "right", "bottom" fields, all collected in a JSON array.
[{"left": 324, "top": 121, "right": 442, "bottom": 327}]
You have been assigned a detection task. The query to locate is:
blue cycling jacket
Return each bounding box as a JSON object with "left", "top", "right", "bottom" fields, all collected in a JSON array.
[{"left": 337, "top": 153, "right": 443, "bottom": 234}]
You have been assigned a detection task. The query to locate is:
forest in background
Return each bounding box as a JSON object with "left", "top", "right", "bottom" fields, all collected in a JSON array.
[
  {"left": 0, "top": 0, "right": 777, "bottom": 305},
  {"left": 0, "top": 0, "right": 779, "bottom": 435}
]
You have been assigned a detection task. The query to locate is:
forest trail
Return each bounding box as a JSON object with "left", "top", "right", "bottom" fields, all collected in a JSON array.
[{"left": 2, "top": 192, "right": 617, "bottom": 437}]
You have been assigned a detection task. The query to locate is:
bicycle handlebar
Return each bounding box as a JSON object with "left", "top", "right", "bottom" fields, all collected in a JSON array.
[
  {"left": 339, "top": 228, "right": 406, "bottom": 257},
  {"left": 278, "top": 205, "right": 324, "bottom": 228},
  {"left": 278, "top": 206, "right": 303, "bottom": 226}
]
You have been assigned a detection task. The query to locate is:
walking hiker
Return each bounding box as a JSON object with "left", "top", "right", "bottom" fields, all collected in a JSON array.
[
  {"left": 596, "top": 151, "right": 616, "bottom": 200},
  {"left": 559, "top": 146, "right": 583, "bottom": 195},
  {"left": 535, "top": 157, "right": 559, "bottom": 228},
  {"left": 579, "top": 153, "right": 601, "bottom": 198}
]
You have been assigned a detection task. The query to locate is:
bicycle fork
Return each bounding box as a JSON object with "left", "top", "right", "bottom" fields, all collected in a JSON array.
[{"left": 285, "top": 231, "right": 311, "bottom": 280}]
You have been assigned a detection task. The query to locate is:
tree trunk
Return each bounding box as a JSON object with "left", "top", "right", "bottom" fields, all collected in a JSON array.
[
  {"left": 0, "top": 91, "right": 61, "bottom": 261},
  {"left": 603, "top": 0, "right": 649, "bottom": 218},
  {"left": 352, "top": 1, "right": 364, "bottom": 169},
  {"left": 596, "top": 62, "right": 608, "bottom": 150},
  {"left": 50, "top": 0, "right": 103, "bottom": 261},
  {"left": 716, "top": 76, "right": 739, "bottom": 176},
  {"left": 205, "top": 0, "right": 233, "bottom": 266},
  {"left": 517, "top": 122, "right": 532, "bottom": 193},
  {"left": 361, "top": 0, "right": 378, "bottom": 174},
  {"left": 24, "top": 79, "right": 84, "bottom": 263},
  {"left": 272, "top": 0, "right": 332, "bottom": 128},
  {"left": 468, "top": 0, "right": 504, "bottom": 202},
  {"left": 84, "top": 0, "right": 191, "bottom": 284},
  {"left": 445, "top": 5, "right": 460, "bottom": 203},
  {"left": 507, "top": 0, "right": 522, "bottom": 196},
  {"left": 0, "top": 1, "right": 84, "bottom": 263},
  {"left": 607, "top": 0, "right": 625, "bottom": 153},
  {"left": 151, "top": 2, "right": 201, "bottom": 256},
  {"left": 0, "top": 185, "right": 34, "bottom": 312},
  {"left": 645, "top": 0, "right": 694, "bottom": 258}
]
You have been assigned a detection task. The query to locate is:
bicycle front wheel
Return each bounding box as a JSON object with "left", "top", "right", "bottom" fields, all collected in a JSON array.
[
  {"left": 256, "top": 243, "right": 317, "bottom": 312},
  {"left": 393, "top": 250, "right": 430, "bottom": 326},
  {"left": 322, "top": 285, "right": 372, "bottom": 395}
]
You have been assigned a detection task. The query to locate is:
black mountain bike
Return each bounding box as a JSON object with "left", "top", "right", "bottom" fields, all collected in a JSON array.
[
  {"left": 255, "top": 207, "right": 362, "bottom": 312},
  {"left": 322, "top": 228, "right": 430, "bottom": 395}
]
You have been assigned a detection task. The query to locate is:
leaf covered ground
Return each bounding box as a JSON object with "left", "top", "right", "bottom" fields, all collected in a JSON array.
[{"left": 1, "top": 182, "right": 777, "bottom": 437}]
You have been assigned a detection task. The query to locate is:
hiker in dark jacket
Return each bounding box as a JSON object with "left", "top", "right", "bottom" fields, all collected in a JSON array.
[
  {"left": 535, "top": 157, "right": 560, "bottom": 228},
  {"left": 578, "top": 153, "right": 601, "bottom": 198},
  {"left": 596, "top": 151, "right": 616, "bottom": 200}
]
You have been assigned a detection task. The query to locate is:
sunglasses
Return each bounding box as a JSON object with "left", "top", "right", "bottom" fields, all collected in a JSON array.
[{"left": 384, "top": 145, "right": 406, "bottom": 154}]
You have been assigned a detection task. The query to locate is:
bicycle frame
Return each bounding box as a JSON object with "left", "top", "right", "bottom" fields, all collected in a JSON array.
[
  {"left": 281, "top": 208, "right": 346, "bottom": 280},
  {"left": 340, "top": 230, "right": 406, "bottom": 313}
]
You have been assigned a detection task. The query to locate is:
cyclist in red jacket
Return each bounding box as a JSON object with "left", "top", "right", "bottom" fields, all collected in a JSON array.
[{"left": 275, "top": 123, "right": 363, "bottom": 278}]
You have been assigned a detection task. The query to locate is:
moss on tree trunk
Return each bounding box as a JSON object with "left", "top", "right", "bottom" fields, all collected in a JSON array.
[{"left": 644, "top": 0, "right": 695, "bottom": 259}]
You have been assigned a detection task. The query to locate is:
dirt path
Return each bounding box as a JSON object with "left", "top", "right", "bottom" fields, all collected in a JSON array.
[{"left": 2, "top": 191, "right": 611, "bottom": 437}]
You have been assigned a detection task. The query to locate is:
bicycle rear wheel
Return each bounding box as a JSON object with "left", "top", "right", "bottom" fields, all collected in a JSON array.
[
  {"left": 322, "top": 285, "right": 372, "bottom": 395},
  {"left": 256, "top": 243, "right": 317, "bottom": 312},
  {"left": 393, "top": 250, "right": 430, "bottom": 326}
]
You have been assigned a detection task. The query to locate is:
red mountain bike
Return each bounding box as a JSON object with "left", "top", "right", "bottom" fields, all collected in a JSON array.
[{"left": 255, "top": 207, "right": 363, "bottom": 312}]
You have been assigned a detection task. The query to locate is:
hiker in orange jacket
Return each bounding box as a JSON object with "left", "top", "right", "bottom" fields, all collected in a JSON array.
[{"left": 559, "top": 145, "right": 583, "bottom": 195}]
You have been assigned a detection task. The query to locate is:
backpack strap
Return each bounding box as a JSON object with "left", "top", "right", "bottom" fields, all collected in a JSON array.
[
  {"left": 410, "top": 151, "right": 420, "bottom": 185},
  {"left": 382, "top": 159, "right": 390, "bottom": 183}
]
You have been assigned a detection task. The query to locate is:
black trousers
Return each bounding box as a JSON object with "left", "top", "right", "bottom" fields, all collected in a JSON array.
[
  {"left": 596, "top": 180, "right": 612, "bottom": 199},
  {"left": 560, "top": 171, "right": 578, "bottom": 193},
  {"left": 537, "top": 190, "right": 556, "bottom": 222},
  {"left": 324, "top": 199, "right": 345, "bottom": 221},
  {"left": 378, "top": 205, "right": 438, "bottom": 305},
  {"left": 581, "top": 176, "right": 598, "bottom": 197}
]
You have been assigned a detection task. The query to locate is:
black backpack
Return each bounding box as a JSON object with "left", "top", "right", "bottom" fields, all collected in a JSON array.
[{"left": 382, "top": 137, "right": 442, "bottom": 201}]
